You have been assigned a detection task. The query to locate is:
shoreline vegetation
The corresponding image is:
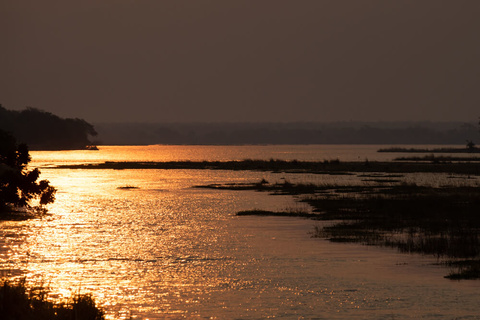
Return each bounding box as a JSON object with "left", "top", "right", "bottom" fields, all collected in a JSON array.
[
  {"left": 200, "top": 180, "right": 480, "bottom": 280},
  {"left": 0, "top": 129, "right": 56, "bottom": 219},
  {"left": 378, "top": 147, "right": 480, "bottom": 153},
  {"left": 394, "top": 155, "right": 480, "bottom": 162},
  {"left": 55, "top": 159, "right": 480, "bottom": 175},
  {"left": 171, "top": 158, "right": 480, "bottom": 280},
  {"left": 0, "top": 105, "right": 98, "bottom": 151},
  {"left": 0, "top": 279, "right": 104, "bottom": 320}
]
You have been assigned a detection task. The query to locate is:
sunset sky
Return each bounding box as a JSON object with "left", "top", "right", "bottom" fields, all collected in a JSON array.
[{"left": 2, "top": 1, "right": 479, "bottom": 123}]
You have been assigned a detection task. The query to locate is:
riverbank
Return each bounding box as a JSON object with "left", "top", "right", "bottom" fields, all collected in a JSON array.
[
  {"left": 55, "top": 159, "right": 480, "bottom": 175},
  {"left": 394, "top": 155, "right": 480, "bottom": 162},
  {"left": 0, "top": 279, "right": 104, "bottom": 320},
  {"left": 378, "top": 147, "right": 480, "bottom": 153}
]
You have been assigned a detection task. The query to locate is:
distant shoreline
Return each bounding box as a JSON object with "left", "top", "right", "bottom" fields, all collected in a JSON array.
[
  {"left": 28, "top": 145, "right": 98, "bottom": 151},
  {"left": 378, "top": 147, "right": 480, "bottom": 153},
  {"left": 53, "top": 159, "right": 480, "bottom": 175}
]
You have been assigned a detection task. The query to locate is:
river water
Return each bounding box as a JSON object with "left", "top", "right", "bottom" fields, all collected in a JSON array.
[{"left": 1, "top": 145, "right": 479, "bottom": 319}]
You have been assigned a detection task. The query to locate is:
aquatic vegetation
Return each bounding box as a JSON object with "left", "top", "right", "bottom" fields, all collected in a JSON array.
[
  {"left": 56, "top": 159, "right": 480, "bottom": 175},
  {"left": 0, "top": 279, "right": 104, "bottom": 320},
  {"left": 395, "top": 155, "right": 480, "bottom": 162},
  {"left": 117, "top": 185, "right": 139, "bottom": 190},
  {"left": 224, "top": 177, "right": 480, "bottom": 280},
  {"left": 444, "top": 260, "right": 480, "bottom": 280},
  {"left": 306, "top": 185, "right": 480, "bottom": 279},
  {"left": 196, "top": 180, "right": 369, "bottom": 195},
  {"left": 378, "top": 147, "right": 480, "bottom": 153},
  {"left": 237, "top": 209, "right": 317, "bottom": 218}
]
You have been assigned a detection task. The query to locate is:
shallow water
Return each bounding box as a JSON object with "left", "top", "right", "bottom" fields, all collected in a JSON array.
[
  {"left": 1, "top": 145, "right": 480, "bottom": 319},
  {"left": 31, "top": 144, "right": 474, "bottom": 166}
]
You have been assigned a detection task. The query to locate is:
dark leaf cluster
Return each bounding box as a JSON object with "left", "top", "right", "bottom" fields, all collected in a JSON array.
[
  {"left": 0, "top": 279, "right": 105, "bottom": 320},
  {"left": 0, "top": 130, "right": 56, "bottom": 213}
]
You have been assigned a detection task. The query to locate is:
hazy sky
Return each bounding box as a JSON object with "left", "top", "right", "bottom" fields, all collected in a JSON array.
[{"left": 2, "top": 1, "right": 479, "bottom": 123}]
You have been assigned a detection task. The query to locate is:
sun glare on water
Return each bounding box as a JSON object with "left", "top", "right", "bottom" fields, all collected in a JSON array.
[{"left": 1, "top": 145, "right": 479, "bottom": 319}]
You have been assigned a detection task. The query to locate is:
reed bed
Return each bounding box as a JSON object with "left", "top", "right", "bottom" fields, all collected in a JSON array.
[
  {"left": 0, "top": 279, "right": 104, "bottom": 320},
  {"left": 213, "top": 179, "right": 480, "bottom": 279},
  {"left": 55, "top": 159, "right": 480, "bottom": 175}
]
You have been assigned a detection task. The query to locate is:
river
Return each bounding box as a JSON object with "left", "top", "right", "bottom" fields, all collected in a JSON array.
[{"left": 1, "top": 145, "right": 479, "bottom": 319}]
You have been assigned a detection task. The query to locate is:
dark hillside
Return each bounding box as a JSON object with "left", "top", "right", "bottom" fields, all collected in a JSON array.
[
  {"left": 0, "top": 105, "right": 97, "bottom": 150},
  {"left": 95, "top": 121, "right": 478, "bottom": 145}
]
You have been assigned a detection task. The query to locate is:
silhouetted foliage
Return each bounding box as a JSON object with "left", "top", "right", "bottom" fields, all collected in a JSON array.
[
  {"left": 0, "top": 130, "right": 56, "bottom": 213},
  {"left": 0, "top": 105, "right": 97, "bottom": 150},
  {"left": 466, "top": 140, "right": 476, "bottom": 151},
  {"left": 0, "top": 279, "right": 105, "bottom": 320}
]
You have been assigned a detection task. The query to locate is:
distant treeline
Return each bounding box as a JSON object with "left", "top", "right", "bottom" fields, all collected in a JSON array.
[
  {"left": 0, "top": 105, "right": 97, "bottom": 150},
  {"left": 95, "top": 121, "right": 478, "bottom": 145}
]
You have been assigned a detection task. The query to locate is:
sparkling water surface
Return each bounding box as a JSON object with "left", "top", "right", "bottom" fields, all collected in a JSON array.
[{"left": 1, "top": 145, "right": 479, "bottom": 319}]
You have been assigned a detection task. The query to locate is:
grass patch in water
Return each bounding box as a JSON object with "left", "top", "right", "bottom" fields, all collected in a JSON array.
[
  {"left": 197, "top": 179, "right": 388, "bottom": 196},
  {"left": 237, "top": 209, "right": 318, "bottom": 218},
  {"left": 395, "top": 155, "right": 480, "bottom": 162},
  {"left": 308, "top": 186, "right": 480, "bottom": 279},
  {"left": 117, "top": 185, "right": 139, "bottom": 190},
  {"left": 55, "top": 159, "right": 480, "bottom": 175},
  {"left": 228, "top": 179, "right": 480, "bottom": 279},
  {"left": 378, "top": 147, "right": 480, "bottom": 153},
  {"left": 444, "top": 260, "right": 480, "bottom": 280}
]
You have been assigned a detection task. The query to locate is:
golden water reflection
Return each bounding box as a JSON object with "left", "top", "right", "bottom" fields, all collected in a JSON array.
[
  {"left": 31, "top": 144, "right": 475, "bottom": 166},
  {"left": 1, "top": 146, "right": 480, "bottom": 318},
  {"left": 4, "top": 168, "right": 309, "bottom": 319}
]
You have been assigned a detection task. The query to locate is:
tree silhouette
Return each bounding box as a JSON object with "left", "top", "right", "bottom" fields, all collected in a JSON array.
[
  {"left": 0, "top": 105, "right": 97, "bottom": 150},
  {"left": 466, "top": 140, "right": 476, "bottom": 152},
  {"left": 0, "top": 130, "right": 56, "bottom": 213}
]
